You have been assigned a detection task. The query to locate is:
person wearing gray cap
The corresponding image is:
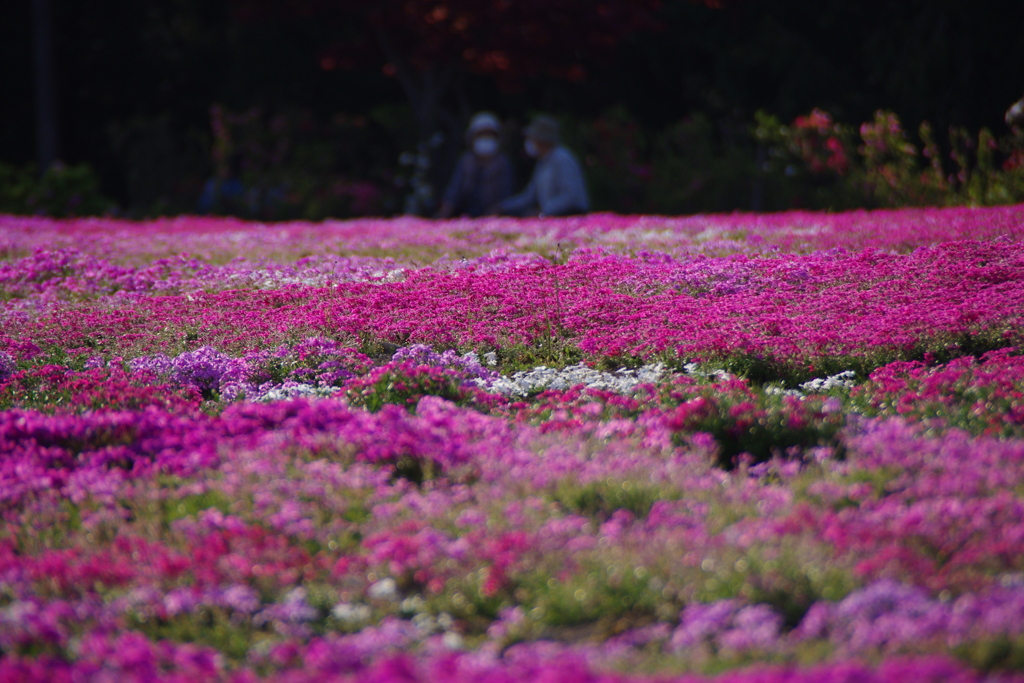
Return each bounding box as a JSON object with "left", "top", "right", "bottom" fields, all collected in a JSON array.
[
  {"left": 497, "top": 114, "right": 590, "bottom": 217},
  {"left": 437, "top": 112, "right": 515, "bottom": 218}
]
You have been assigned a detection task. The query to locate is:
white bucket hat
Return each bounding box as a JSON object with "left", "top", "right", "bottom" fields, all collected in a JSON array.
[{"left": 466, "top": 112, "right": 501, "bottom": 140}]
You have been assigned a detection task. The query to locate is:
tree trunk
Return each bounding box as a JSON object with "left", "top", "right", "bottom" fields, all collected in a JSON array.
[
  {"left": 32, "top": 0, "right": 59, "bottom": 174},
  {"left": 374, "top": 28, "right": 462, "bottom": 214}
]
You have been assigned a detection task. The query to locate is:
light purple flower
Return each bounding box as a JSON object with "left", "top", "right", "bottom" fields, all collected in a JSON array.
[{"left": 0, "top": 352, "right": 16, "bottom": 383}]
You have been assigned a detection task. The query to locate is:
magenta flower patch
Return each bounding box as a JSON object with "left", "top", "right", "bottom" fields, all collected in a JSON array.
[{"left": 2, "top": 209, "right": 1024, "bottom": 681}]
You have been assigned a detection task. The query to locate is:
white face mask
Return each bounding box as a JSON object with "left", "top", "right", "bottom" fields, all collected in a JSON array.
[
  {"left": 524, "top": 139, "right": 540, "bottom": 158},
  {"left": 473, "top": 135, "right": 499, "bottom": 157}
]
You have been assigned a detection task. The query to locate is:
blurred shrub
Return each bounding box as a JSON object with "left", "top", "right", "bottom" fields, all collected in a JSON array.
[
  {"left": 0, "top": 162, "right": 113, "bottom": 217},
  {"left": 562, "top": 108, "right": 758, "bottom": 215},
  {"left": 107, "top": 115, "right": 208, "bottom": 217},
  {"left": 201, "top": 104, "right": 405, "bottom": 220},
  {"left": 11, "top": 105, "right": 1022, "bottom": 219},
  {"left": 564, "top": 106, "right": 1024, "bottom": 215},
  {"left": 755, "top": 108, "right": 1024, "bottom": 209},
  {"left": 647, "top": 113, "right": 758, "bottom": 214},
  {"left": 562, "top": 106, "right": 651, "bottom": 214}
]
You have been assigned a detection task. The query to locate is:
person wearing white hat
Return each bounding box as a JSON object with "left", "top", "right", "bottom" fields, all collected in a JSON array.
[
  {"left": 498, "top": 114, "right": 590, "bottom": 217},
  {"left": 1007, "top": 95, "right": 1024, "bottom": 128},
  {"left": 437, "top": 112, "right": 515, "bottom": 218}
]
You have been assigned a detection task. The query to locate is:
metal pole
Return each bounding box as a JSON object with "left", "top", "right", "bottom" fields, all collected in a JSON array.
[{"left": 32, "top": 0, "right": 58, "bottom": 174}]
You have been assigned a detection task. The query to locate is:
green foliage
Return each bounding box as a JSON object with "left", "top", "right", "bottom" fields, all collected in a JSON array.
[
  {"left": 163, "top": 489, "right": 234, "bottom": 524},
  {"left": 490, "top": 343, "right": 584, "bottom": 376},
  {"left": 9, "top": 500, "right": 83, "bottom": 554},
  {"left": 0, "top": 162, "right": 113, "bottom": 217},
  {"left": 661, "top": 386, "right": 847, "bottom": 469},
  {"left": 127, "top": 608, "right": 254, "bottom": 662},
  {"left": 344, "top": 365, "right": 471, "bottom": 413},
  {"left": 341, "top": 358, "right": 508, "bottom": 418},
  {"left": 529, "top": 565, "right": 661, "bottom": 631},
  {"left": 552, "top": 479, "right": 677, "bottom": 521},
  {"left": 955, "top": 637, "right": 1024, "bottom": 674}
]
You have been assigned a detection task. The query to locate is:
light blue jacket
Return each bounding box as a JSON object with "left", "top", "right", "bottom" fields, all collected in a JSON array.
[{"left": 500, "top": 146, "right": 590, "bottom": 217}]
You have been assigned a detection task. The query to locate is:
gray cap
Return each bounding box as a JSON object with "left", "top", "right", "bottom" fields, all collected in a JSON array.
[{"left": 523, "top": 115, "right": 560, "bottom": 144}]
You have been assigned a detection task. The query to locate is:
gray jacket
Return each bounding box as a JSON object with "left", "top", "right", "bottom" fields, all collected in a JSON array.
[{"left": 500, "top": 146, "right": 590, "bottom": 217}]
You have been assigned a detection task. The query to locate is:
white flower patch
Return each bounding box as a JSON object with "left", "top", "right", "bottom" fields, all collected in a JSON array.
[
  {"left": 331, "top": 602, "right": 372, "bottom": 624},
  {"left": 764, "top": 385, "right": 805, "bottom": 398},
  {"left": 252, "top": 382, "right": 341, "bottom": 403},
  {"left": 799, "top": 370, "right": 856, "bottom": 393},
  {"left": 481, "top": 363, "right": 669, "bottom": 397},
  {"left": 249, "top": 267, "right": 408, "bottom": 289},
  {"left": 368, "top": 578, "right": 399, "bottom": 601}
]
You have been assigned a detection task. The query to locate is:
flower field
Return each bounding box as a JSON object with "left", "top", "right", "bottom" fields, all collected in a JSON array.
[{"left": 2, "top": 206, "right": 1024, "bottom": 682}]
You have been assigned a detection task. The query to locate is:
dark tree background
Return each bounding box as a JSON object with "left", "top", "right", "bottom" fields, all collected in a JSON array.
[{"left": 3, "top": 0, "right": 1023, "bottom": 215}]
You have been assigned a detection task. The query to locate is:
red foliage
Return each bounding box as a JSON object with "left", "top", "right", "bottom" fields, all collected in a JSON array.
[{"left": 229, "top": 0, "right": 720, "bottom": 87}]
